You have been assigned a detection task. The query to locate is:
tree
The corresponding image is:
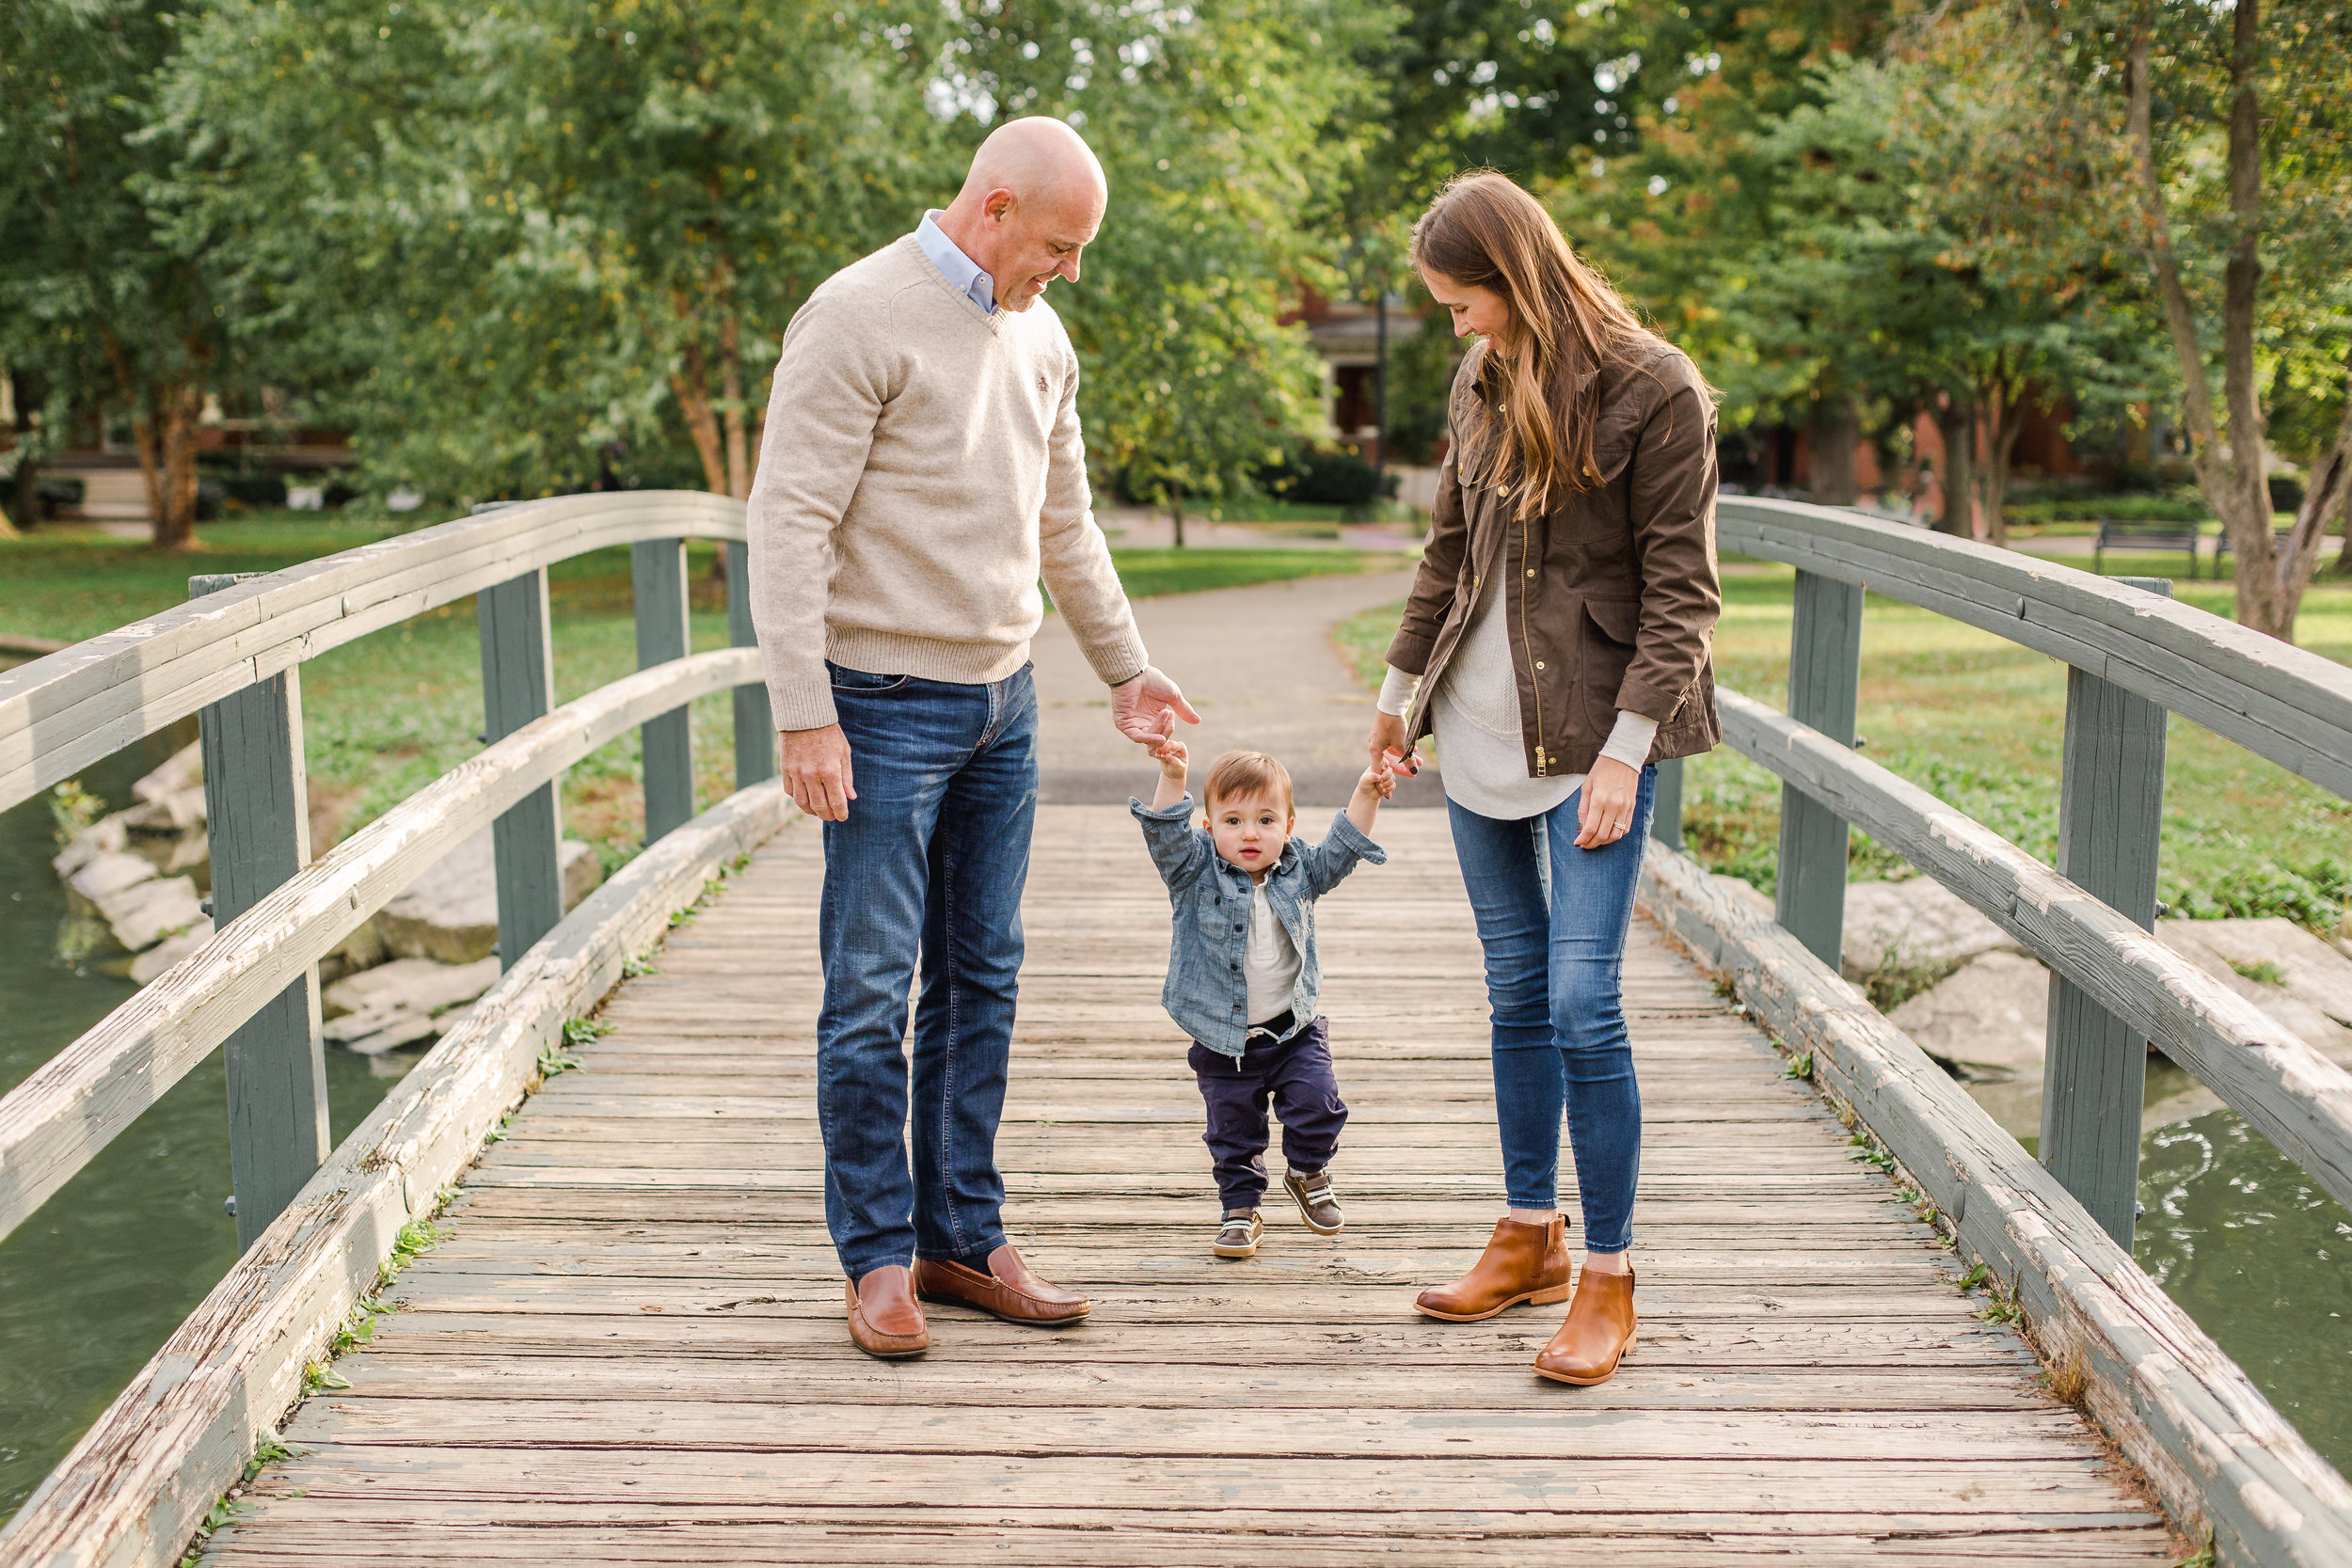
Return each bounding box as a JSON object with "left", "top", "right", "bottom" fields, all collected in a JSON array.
[
  {"left": 1, "top": 0, "right": 230, "bottom": 548},
  {"left": 935, "top": 0, "right": 1390, "bottom": 539},
  {"left": 155, "top": 0, "right": 949, "bottom": 503},
  {"left": 2097, "top": 0, "right": 2352, "bottom": 638}
]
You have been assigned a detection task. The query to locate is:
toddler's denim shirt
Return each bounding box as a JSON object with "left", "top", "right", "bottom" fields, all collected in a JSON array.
[{"left": 1130, "top": 794, "right": 1386, "bottom": 1056}]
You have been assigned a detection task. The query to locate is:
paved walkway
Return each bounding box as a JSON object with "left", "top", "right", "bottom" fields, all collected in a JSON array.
[{"left": 1035, "top": 567, "right": 1442, "bottom": 806}]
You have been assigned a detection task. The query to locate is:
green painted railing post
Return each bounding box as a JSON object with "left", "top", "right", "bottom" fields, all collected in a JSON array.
[
  {"left": 1775, "top": 570, "right": 1865, "bottom": 968},
  {"left": 631, "top": 538, "right": 693, "bottom": 845},
  {"left": 190, "top": 573, "right": 331, "bottom": 1251},
  {"left": 726, "top": 540, "right": 775, "bottom": 790},
  {"left": 2042, "top": 576, "right": 2172, "bottom": 1248},
  {"left": 1650, "top": 755, "right": 1684, "bottom": 852},
  {"left": 479, "top": 567, "right": 563, "bottom": 971}
]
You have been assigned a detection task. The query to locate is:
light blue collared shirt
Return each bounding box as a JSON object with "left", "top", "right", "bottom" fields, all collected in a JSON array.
[{"left": 915, "top": 209, "right": 995, "bottom": 315}]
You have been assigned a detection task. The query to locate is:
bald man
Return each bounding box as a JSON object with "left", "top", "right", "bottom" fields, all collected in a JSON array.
[{"left": 747, "top": 118, "right": 1198, "bottom": 1359}]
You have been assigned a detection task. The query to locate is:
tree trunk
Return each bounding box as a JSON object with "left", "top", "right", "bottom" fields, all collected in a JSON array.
[
  {"left": 1169, "top": 499, "right": 1185, "bottom": 549},
  {"left": 1806, "top": 393, "right": 1860, "bottom": 506},
  {"left": 719, "top": 308, "right": 750, "bottom": 501},
  {"left": 1974, "top": 379, "right": 2029, "bottom": 549},
  {"left": 2126, "top": 6, "right": 2289, "bottom": 636},
  {"left": 670, "top": 317, "right": 728, "bottom": 497},
  {"left": 1932, "top": 399, "right": 1976, "bottom": 538},
  {"left": 132, "top": 388, "right": 167, "bottom": 536},
  {"left": 150, "top": 382, "right": 202, "bottom": 551}
]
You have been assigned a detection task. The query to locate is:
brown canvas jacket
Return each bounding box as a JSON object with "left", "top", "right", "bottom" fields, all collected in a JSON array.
[{"left": 1386, "top": 334, "right": 1723, "bottom": 781}]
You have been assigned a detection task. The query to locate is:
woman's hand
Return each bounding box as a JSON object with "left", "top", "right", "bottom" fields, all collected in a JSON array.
[
  {"left": 1574, "top": 757, "right": 1641, "bottom": 849},
  {"left": 1367, "top": 710, "right": 1420, "bottom": 777}
]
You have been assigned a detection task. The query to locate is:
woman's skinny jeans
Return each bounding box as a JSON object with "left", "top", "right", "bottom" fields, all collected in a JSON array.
[{"left": 1447, "top": 765, "right": 1655, "bottom": 1254}]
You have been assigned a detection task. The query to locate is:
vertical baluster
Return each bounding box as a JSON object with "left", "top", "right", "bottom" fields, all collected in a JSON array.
[
  {"left": 1649, "top": 755, "right": 1685, "bottom": 852},
  {"left": 479, "top": 567, "right": 563, "bottom": 970},
  {"left": 632, "top": 538, "right": 693, "bottom": 844},
  {"left": 726, "top": 540, "right": 775, "bottom": 790},
  {"left": 2042, "top": 576, "right": 2171, "bottom": 1248},
  {"left": 190, "top": 573, "right": 330, "bottom": 1251},
  {"left": 1775, "top": 569, "right": 1864, "bottom": 968}
]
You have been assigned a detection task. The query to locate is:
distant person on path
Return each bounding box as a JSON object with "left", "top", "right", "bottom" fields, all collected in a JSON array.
[
  {"left": 1365, "top": 172, "right": 1723, "bottom": 1386},
  {"left": 1132, "top": 742, "right": 1391, "bottom": 1259},
  {"left": 747, "top": 117, "right": 1199, "bottom": 1360}
]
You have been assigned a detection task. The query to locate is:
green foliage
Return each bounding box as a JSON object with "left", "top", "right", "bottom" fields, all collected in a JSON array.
[
  {"left": 0, "top": 0, "right": 230, "bottom": 546},
  {"left": 2230, "top": 958, "right": 2288, "bottom": 987},
  {"left": 936, "top": 1, "right": 1391, "bottom": 529},
  {"left": 153, "top": 0, "right": 950, "bottom": 502},
  {"left": 48, "top": 780, "right": 104, "bottom": 847}
]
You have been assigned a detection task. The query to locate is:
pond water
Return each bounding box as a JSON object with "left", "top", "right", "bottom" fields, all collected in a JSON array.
[
  {"left": 1, "top": 736, "right": 2348, "bottom": 1518},
  {"left": 0, "top": 727, "right": 407, "bottom": 1521}
]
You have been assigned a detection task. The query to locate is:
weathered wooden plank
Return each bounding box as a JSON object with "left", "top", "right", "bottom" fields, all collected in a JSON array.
[
  {"left": 0, "top": 784, "right": 796, "bottom": 1568},
  {"left": 0, "top": 491, "right": 747, "bottom": 813},
  {"left": 0, "top": 650, "right": 761, "bottom": 1242},
  {"left": 1716, "top": 497, "right": 2352, "bottom": 797},
  {"left": 1641, "top": 841, "right": 2352, "bottom": 1567}
]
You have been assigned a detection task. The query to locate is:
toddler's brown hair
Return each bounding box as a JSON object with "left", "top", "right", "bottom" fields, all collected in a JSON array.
[{"left": 1200, "top": 751, "right": 1295, "bottom": 816}]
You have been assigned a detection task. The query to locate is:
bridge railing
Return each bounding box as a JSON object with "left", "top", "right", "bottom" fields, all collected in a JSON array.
[
  {"left": 1640, "top": 496, "right": 2352, "bottom": 1565},
  {"left": 0, "top": 493, "right": 791, "bottom": 1568}
]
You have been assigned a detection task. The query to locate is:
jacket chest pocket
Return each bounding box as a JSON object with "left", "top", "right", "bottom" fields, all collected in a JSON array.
[{"left": 1577, "top": 597, "right": 1643, "bottom": 730}]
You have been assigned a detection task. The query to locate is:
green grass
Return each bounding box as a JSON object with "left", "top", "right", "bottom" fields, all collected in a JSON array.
[
  {"left": 3, "top": 516, "right": 1406, "bottom": 870},
  {"left": 1334, "top": 566, "right": 2352, "bottom": 935}
]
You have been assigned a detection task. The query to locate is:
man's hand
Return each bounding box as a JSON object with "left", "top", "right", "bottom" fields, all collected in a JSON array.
[
  {"left": 1111, "top": 666, "right": 1200, "bottom": 758},
  {"left": 781, "top": 723, "right": 856, "bottom": 821},
  {"left": 1574, "top": 756, "right": 1641, "bottom": 849},
  {"left": 1367, "top": 710, "right": 1421, "bottom": 776}
]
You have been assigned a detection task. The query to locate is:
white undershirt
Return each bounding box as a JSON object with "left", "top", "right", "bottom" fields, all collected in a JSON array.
[
  {"left": 1377, "top": 571, "right": 1659, "bottom": 822},
  {"left": 1243, "top": 880, "right": 1301, "bottom": 1026}
]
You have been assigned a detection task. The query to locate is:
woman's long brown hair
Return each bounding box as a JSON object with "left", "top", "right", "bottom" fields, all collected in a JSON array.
[{"left": 1410, "top": 171, "right": 1650, "bottom": 519}]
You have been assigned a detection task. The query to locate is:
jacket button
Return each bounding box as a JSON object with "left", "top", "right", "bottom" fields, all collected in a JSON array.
[
  {"left": 1534, "top": 660, "right": 1546, "bottom": 671},
  {"left": 1234, "top": 924, "right": 1244, "bottom": 932},
  {"left": 1231, "top": 963, "right": 1240, "bottom": 972},
  {"left": 1526, "top": 568, "right": 1535, "bottom": 577}
]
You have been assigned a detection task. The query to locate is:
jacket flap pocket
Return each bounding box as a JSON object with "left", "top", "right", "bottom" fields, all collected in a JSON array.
[{"left": 1582, "top": 596, "right": 1641, "bottom": 644}]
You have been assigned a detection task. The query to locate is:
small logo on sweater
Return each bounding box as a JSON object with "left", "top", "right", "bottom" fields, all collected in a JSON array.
[{"left": 1037, "top": 374, "right": 1050, "bottom": 395}]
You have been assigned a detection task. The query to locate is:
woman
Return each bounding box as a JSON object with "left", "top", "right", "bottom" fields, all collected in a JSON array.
[{"left": 1366, "top": 172, "right": 1721, "bottom": 1386}]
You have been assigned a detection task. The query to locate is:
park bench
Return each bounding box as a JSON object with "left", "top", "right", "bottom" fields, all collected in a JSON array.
[
  {"left": 2092, "top": 515, "right": 2203, "bottom": 578},
  {"left": 2214, "top": 524, "right": 2302, "bottom": 564}
]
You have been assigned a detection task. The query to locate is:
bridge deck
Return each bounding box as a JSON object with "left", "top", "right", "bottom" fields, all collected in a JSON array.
[{"left": 210, "top": 806, "right": 2173, "bottom": 1565}]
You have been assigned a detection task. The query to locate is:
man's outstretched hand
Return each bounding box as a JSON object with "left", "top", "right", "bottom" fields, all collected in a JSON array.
[{"left": 1111, "top": 666, "right": 1200, "bottom": 760}]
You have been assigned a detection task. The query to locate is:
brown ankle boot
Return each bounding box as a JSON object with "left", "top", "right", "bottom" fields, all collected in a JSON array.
[
  {"left": 1413, "top": 1215, "right": 1573, "bottom": 1322},
  {"left": 1533, "top": 1265, "right": 1636, "bottom": 1385}
]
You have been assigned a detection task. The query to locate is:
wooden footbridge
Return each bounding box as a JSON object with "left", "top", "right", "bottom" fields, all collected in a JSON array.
[{"left": 3, "top": 494, "right": 2351, "bottom": 1566}]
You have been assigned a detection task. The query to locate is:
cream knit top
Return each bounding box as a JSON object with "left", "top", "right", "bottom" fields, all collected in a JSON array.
[
  {"left": 1377, "top": 570, "right": 1657, "bottom": 820},
  {"left": 747, "top": 232, "right": 1148, "bottom": 731}
]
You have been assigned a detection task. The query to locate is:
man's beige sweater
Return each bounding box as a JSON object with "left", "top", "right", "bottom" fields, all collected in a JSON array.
[{"left": 747, "top": 232, "right": 1147, "bottom": 731}]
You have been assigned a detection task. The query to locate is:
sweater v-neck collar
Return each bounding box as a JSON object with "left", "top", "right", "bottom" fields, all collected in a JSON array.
[{"left": 900, "top": 233, "right": 1006, "bottom": 334}]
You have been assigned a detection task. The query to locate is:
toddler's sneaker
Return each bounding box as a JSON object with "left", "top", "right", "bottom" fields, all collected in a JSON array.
[
  {"left": 1213, "top": 1209, "right": 1264, "bottom": 1259},
  {"left": 1284, "top": 1167, "right": 1344, "bottom": 1234}
]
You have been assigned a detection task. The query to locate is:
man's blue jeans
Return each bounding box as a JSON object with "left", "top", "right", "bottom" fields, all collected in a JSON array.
[
  {"left": 1446, "top": 766, "right": 1655, "bottom": 1253},
  {"left": 817, "top": 662, "right": 1037, "bottom": 1281}
]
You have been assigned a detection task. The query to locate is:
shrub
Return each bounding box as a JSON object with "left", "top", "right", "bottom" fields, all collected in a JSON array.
[
  {"left": 2268, "top": 473, "right": 2306, "bottom": 514},
  {"left": 1258, "top": 449, "right": 1390, "bottom": 510}
]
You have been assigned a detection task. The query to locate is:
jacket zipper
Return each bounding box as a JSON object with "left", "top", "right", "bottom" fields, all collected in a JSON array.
[{"left": 1518, "top": 511, "right": 1548, "bottom": 776}]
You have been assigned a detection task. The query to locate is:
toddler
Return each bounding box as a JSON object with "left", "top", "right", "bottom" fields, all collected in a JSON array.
[{"left": 1132, "top": 740, "right": 1391, "bottom": 1257}]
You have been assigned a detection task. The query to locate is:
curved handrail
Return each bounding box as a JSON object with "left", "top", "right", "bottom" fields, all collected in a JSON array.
[
  {"left": 0, "top": 646, "right": 760, "bottom": 1242},
  {"left": 0, "top": 489, "right": 745, "bottom": 815},
  {"left": 1717, "top": 497, "right": 2352, "bottom": 800},
  {"left": 1718, "top": 686, "right": 2352, "bottom": 1215}
]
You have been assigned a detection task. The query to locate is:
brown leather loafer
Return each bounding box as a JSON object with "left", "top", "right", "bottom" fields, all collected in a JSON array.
[
  {"left": 1534, "top": 1265, "right": 1637, "bottom": 1386},
  {"left": 845, "top": 1264, "right": 929, "bottom": 1359},
  {"left": 914, "top": 1243, "right": 1090, "bottom": 1326},
  {"left": 1413, "top": 1214, "right": 1574, "bottom": 1322}
]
